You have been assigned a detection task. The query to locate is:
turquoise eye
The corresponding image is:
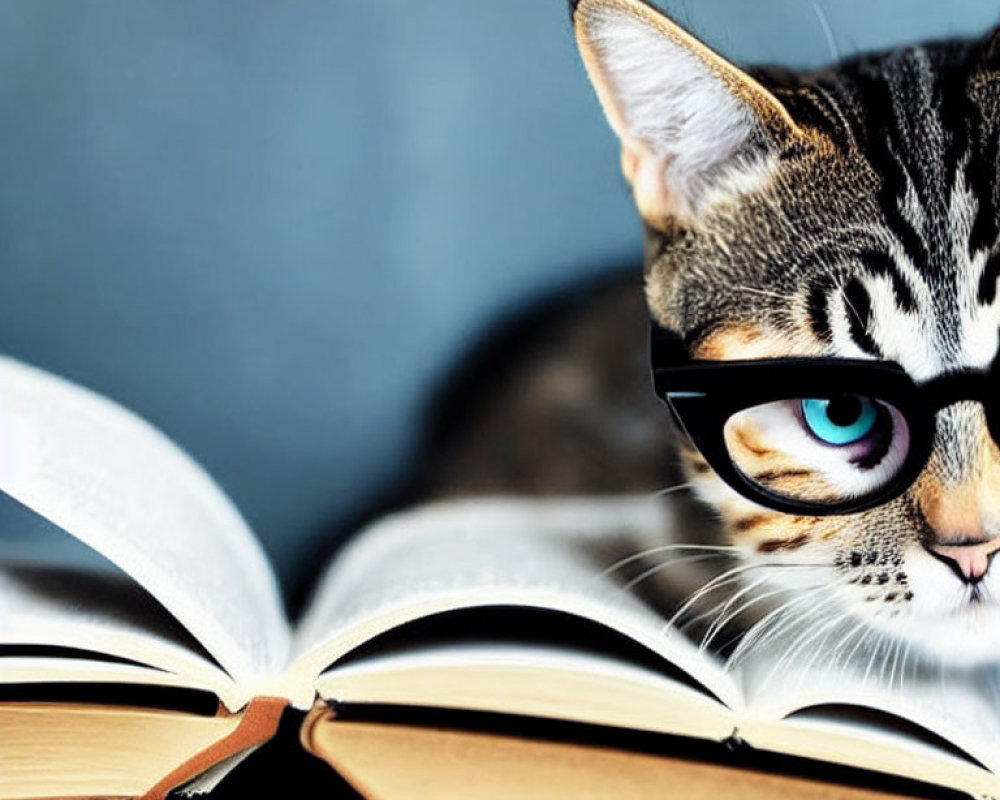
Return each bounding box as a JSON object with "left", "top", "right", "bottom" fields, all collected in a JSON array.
[{"left": 801, "top": 396, "right": 879, "bottom": 445}]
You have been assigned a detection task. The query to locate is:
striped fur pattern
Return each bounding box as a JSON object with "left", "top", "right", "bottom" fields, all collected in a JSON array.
[{"left": 573, "top": 0, "right": 1000, "bottom": 663}]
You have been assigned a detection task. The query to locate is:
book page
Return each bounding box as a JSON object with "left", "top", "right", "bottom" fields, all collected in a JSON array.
[
  {"left": 304, "top": 713, "right": 929, "bottom": 800},
  {"left": 0, "top": 355, "right": 288, "bottom": 685},
  {"left": 0, "top": 656, "right": 247, "bottom": 706},
  {"left": 293, "top": 496, "right": 741, "bottom": 710},
  {"left": 313, "top": 641, "right": 735, "bottom": 742},
  {"left": 736, "top": 618, "right": 1000, "bottom": 777},
  {"left": 0, "top": 703, "right": 241, "bottom": 800},
  {"left": 741, "top": 709, "right": 999, "bottom": 799},
  {"left": 0, "top": 561, "right": 240, "bottom": 705}
]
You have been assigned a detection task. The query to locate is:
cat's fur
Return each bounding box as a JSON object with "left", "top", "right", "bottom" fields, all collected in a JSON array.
[{"left": 439, "top": 0, "right": 1000, "bottom": 666}]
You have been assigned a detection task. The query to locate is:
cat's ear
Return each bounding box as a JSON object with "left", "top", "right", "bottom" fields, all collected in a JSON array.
[
  {"left": 572, "top": 0, "right": 801, "bottom": 226},
  {"left": 978, "top": 25, "right": 1000, "bottom": 70}
]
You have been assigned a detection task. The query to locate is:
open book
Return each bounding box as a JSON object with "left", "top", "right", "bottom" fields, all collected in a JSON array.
[{"left": 0, "top": 352, "right": 996, "bottom": 800}]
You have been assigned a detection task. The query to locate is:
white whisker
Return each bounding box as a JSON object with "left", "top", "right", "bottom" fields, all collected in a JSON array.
[
  {"left": 840, "top": 618, "right": 877, "bottom": 671},
  {"left": 761, "top": 604, "right": 842, "bottom": 681},
  {"left": 749, "top": 600, "right": 833, "bottom": 690},
  {"left": 700, "top": 578, "right": 802, "bottom": 652},
  {"left": 622, "top": 552, "right": 722, "bottom": 591},
  {"left": 699, "top": 574, "right": 773, "bottom": 646},
  {"left": 733, "top": 285, "right": 794, "bottom": 302},
  {"left": 808, "top": 0, "right": 840, "bottom": 62},
  {"left": 598, "top": 543, "right": 739, "bottom": 580},
  {"left": 728, "top": 585, "right": 829, "bottom": 670},
  {"left": 664, "top": 561, "right": 787, "bottom": 631},
  {"left": 650, "top": 482, "right": 696, "bottom": 499}
]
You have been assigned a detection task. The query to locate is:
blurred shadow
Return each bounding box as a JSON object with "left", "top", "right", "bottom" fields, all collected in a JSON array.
[{"left": 286, "top": 259, "right": 655, "bottom": 618}]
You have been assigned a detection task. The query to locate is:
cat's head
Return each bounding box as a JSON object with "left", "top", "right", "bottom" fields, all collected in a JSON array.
[{"left": 572, "top": 0, "right": 1000, "bottom": 664}]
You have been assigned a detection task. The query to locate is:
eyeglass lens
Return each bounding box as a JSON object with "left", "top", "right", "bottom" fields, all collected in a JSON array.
[{"left": 721, "top": 395, "right": 912, "bottom": 507}]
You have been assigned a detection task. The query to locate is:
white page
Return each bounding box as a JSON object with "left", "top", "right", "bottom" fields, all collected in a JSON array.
[
  {"left": 293, "top": 496, "right": 741, "bottom": 710},
  {"left": 0, "top": 655, "right": 244, "bottom": 704},
  {"left": 314, "top": 641, "right": 735, "bottom": 742},
  {"left": 747, "top": 709, "right": 999, "bottom": 799},
  {"left": 0, "top": 355, "right": 288, "bottom": 685},
  {"left": 736, "top": 617, "right": 1000, "bottom": 774},
  {"left": 0, "top": 562, "right": 238, "bottom": 702}
]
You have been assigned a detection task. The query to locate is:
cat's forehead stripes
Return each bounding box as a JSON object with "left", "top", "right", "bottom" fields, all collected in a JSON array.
[
  {"left": 575, "top": 0, "right": 1000, "bottom": 385},
  {"left": 819, "top": 267, "right": 941, "bottom": 378},
  {"left": 794, "top": 45, "right": 1000, "bottom": 378},
  {"left": 675, "top": 42, "right": 1000, "bottom": 382}
]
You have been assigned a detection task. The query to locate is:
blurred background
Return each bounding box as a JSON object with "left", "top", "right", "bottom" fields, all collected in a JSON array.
[{"left": 0, "top": 0, "right": 997, "bottom": 601}]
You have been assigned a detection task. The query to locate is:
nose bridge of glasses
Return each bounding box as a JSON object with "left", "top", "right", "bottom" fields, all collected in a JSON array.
[
  {"left": 919, "top": 371, "right": 1000, "bottom": 449},
  {"left": 921, "top": 370, "right": 993, "bottom": 412}
]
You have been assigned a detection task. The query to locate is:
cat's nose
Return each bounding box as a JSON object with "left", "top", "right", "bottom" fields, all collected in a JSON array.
[{"left": 926, "top": 538, "right": 1000, "bottom": 583}]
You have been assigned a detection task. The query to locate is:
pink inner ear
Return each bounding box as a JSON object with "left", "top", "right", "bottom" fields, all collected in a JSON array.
[
  {"left": 627, "top": 147, "right": 678, "bottom": 223},
  {"left": 620, "top": 148, "right": 639, "bottom": 183},
  {"left": 576, "top": 3, "right": 801, "bottom": 226}
]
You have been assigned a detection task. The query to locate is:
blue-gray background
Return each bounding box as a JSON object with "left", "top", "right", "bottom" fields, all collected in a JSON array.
[{"left": 0, "top": 1, "right": 997, "bottom": 598}]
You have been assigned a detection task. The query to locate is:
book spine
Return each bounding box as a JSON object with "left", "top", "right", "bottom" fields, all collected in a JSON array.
[{"left": 140, "top": 696, "right": 289, "bottom": 800}]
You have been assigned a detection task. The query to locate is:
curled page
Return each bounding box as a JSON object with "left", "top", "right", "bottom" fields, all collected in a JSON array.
[
  {"left": 736, "top": 616, "right": 1000, "bottom": 775},
  {"left": 0, "top": 355, "right": 289, "bottom": 686},
  {"left": 294, "top": 496, "right": 741, "bottom": 710},
  {"left": 0, "top": 563, "right": 233, "bottom": 685}
]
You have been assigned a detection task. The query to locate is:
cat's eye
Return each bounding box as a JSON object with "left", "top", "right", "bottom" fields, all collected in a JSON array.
[
  {"left": 721, "top": 397, "right": 910, "bottom": 506},
  {"left": 800, "top": 396, "right": 879, "bottom": 446},
  {"left": 645, "top": 323, "right": 995, "bottom": 516}
]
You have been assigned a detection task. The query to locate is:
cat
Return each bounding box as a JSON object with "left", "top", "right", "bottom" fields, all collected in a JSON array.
[{"left": 430, "top": 0, "right": 1000, "bottom": 669}]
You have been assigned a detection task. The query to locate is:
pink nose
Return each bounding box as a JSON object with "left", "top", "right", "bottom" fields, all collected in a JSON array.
[{"left": 928, "top": 538, "right": 1000, "bottom": 583}]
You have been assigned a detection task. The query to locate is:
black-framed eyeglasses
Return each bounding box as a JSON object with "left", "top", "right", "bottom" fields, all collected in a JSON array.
[{"left": 650, "top": 324, "right": 1000, "bottom": 516}]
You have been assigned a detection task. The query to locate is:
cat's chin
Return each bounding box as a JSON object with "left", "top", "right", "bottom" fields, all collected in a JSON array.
[
  {"left": 855, "top": 552, "right": 1000, "bottom": 667},
  {"left": 862, "top": 603, "right": 1000, "bottom": 667}
]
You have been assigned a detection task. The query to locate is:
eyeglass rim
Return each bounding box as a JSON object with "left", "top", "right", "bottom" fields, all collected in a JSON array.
[{"left": 649, "top": 324, "right": 1000, "bottom": 516}]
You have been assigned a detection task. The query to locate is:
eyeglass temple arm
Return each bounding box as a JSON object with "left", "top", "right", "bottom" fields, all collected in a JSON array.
[{"left": 649, "top": 322, "right": 691, "bottom": 369}]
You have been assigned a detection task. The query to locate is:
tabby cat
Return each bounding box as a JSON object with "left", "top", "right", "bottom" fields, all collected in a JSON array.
[{"left": 433, "top": 0, "right": 1000, "bottom": 667}]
